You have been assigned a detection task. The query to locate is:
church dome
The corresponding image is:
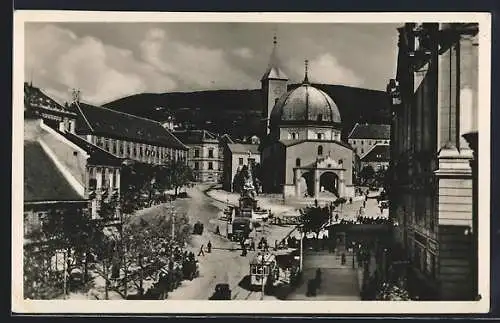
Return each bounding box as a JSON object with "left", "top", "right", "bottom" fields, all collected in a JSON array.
[{"left": 270, "top": 82, "right": 341, "bottom": 128}]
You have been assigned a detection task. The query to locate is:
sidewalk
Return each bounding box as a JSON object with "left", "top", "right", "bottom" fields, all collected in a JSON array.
[{"left": 285, "top": 250, "right": 361, "bottom": 300}]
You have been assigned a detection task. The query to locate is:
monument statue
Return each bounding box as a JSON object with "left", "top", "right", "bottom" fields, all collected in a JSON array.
[{"left": 242, "top": 151, "right": 256, "bottom": 198}]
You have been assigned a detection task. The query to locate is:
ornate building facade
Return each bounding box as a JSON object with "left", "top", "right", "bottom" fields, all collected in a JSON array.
[
  {"left": 174, "top": 129, "right": 223, "bottom": 183},
  {"left": 388, "top": 23, "right": 478, "bottom": 300},
  {"left": 259, "top": 39, "right": 355, "bottom": 199}
]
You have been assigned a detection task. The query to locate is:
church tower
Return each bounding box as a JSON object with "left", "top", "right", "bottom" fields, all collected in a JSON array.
[{"left": 261, "top": 34, "right": 288, "bottom": 136}]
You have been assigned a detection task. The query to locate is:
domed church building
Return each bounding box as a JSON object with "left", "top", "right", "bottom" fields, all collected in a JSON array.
[{"left": 260, "top": 37, "right": 355, "bottom": 199}]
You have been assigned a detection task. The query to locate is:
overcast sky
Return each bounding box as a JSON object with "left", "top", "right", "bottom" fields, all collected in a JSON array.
[{"left": 24, "top": 22, "right": 401, "bottom": 105}]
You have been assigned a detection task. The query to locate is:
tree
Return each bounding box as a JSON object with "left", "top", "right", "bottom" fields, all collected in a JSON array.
[
  {"left": 91, "top": 227, "right": 118, "bottom": 300},
  {"left": 299, "top": 206, "right": 330, "bottom": 237},
  {"left": 120, "top": 204, "right": 192, "bottom": 296},
  {"left": 162, "top": 159, "right": 194, "bottom": 196},
  {"left": 359, "top": 165, "right": 376, "bottom": 185},
  {"left": 38, "top": 205, "right": 96, "bottom": 296}
]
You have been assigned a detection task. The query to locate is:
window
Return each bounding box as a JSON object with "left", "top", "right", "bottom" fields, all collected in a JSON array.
[
  {"left": 139, "top": 146, "right": 143, "bottom": 156},
  {"left": 296, "top": 158, "right": 301, "bottom": 167},
  {"left": 119, "top": 144, "right": 124, "bottom": 156},
  {"left": 318, "top": 145, "right": 323, "bottom": 156},
  {"left": 239, "top": 158, "right": 244, "bottom": 165},
  {"left": 208, "top": 149, "right": 214, "bottom": 158},
  {"left": 133, "top": 146, "right": 137, "bottom": 157},
  {"left": 195, "top": 149, "right": 200, "bottom": 157},
  {"left": 194, "top": 162, "right": 199, "bottom": 170},
  {"left": 317, "top": 133, "right": 323, "bottom": 140},
  {"left": 361, "top": 148, "right": 364, "bottom": 154},
  {"left": 317, "top": 114, "right": 323, "bottom": 121},
  {"left": 338, "top": 159, "right": 343, "bottom": 165},
  {"left": 208, "top": 162, "right": 213, "bottom": 170},
  {"left": 361, "top": 140, "right": 364, "bottom": 145},
  {"left": 353, "top": 140, "right": 356, "bottom": 145},
  {"left": 290, "top": 132, "right": 298, "bottom": 140},
  {"left": 248, "top": 158, "right": 255, "bottom": 166}
]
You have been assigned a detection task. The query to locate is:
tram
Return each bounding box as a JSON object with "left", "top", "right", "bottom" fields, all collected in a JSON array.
[{"left": 249, "top": 253, "right": 278, "bottom": 288}]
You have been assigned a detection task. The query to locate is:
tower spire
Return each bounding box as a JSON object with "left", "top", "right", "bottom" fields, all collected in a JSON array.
[
  {"left": 261, "top": 32, "right": 288, "bottom": 81},
  {"left": 303, "top": 59, "right": 309, "bottom": 84}
]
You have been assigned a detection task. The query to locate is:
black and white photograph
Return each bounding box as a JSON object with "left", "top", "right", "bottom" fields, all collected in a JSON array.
[{"left": 12, "top": 11, "right": 491, "bottom": 314}]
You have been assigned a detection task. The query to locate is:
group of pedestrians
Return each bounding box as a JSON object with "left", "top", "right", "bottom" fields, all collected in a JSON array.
[{"left": 197, "top": 241, "right": 212, "bottom": 256}]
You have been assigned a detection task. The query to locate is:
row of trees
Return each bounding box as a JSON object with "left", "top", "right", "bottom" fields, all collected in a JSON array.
[
  {"left": 24, "top": 159, "right": 194, "bottom": 299},
  {"left": 24, "top": 201, "right": 192, "bottom": 299},
  {"left": 120, "top": 159, "right": 194, "bottom": 214}
]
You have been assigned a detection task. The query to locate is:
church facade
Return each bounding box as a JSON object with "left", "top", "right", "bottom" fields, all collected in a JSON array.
[{"left": 259, "top": 37, "right": 355, "bottom": 199}]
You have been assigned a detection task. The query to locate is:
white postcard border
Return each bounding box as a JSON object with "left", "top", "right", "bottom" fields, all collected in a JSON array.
[{"left": 12, "top": 11, "right": 492, "bottom": 314}]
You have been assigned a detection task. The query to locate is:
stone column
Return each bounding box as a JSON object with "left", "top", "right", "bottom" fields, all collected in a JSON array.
[
  {"left": 108, "top": 168, "right": 114, "bottom": 191},
  {"left": 459, "top": 33, "right": 479, "bottom": 152},
  {"left": 96, "top": 168, "right": 102, "bottom": 190},
  {"left": 338, "top": 170, "right": 345, "bottom": 197},
  {"left": 314, "top": 169, "right": 320, "bottom": 198},
  {"left": 115, "top": 168, "right": 121, "bottom": 191},
  {"left": 294, "top": 169, "right": 301, "bottom": 197},
  {"left": 463, "top": 131, "right": 478, "bottom": 300}
]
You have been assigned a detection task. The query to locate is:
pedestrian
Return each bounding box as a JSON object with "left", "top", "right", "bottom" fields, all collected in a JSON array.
[
  {"left": 349, "top": 197, "right": 353, "bottom": 204},
  {"left": 314, "top": 199, "right": 318, "bottom": 207},
  {"left": 341, "top": 253, "right": 346, "bottom": 265},
  {"left": 198, "top": 245, "right": 205, "bottom": 256},
  {"left": 207, "top": 241, "right": 212, "bottom": 253},
  {"left": 250, "top": 240, "right": 256, "bottom": 251},
  {"left": 274, "top": 240, "right": 278, "bottom": 251},
  {"left": 215, "top": 225, "right": 220, "bottom": 235}
]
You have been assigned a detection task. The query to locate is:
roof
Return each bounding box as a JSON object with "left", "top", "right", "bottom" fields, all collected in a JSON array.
[
  {"left": 173, "top": 129, "right": 219, "bottom": 145},
  {"left": 270, "top": 83, "right": 341, "bottom": 128},
  {"left": 24, "top": 83, "right": 76, "bottom": 117},
  {"left": 261, "top": 37, "right": 288, "bottom": 81},
  {"left": 220, "top": 134, "right": 235, "bottom": 145},
  {"left": 251, "top": 253, "right": 276, "bottom": 265},
  {"left": 348, "top": 123, "right": 391, "bottom": 140},
  {"left": 227, "top": 143, "right": 260, "bottom": 154},
  {"left": 24, "top": 141, "right": 84, "bottom": 202},
  {"left": 361, "top": 143, "right": 391, "bottom": 162},
  {"left": 62, "top": 131, "right": 124, "bottom": 166},
  {"left": 72, "top": 101, "right": 188, "bottom": 150}
]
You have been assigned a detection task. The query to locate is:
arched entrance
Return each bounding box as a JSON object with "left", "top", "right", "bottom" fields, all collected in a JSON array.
[
  {"left": 320, "top": 171, "right": 339, "bottom": 197},
  {"left": 301, "top": 171, "right": 314, "bottom": 197}
]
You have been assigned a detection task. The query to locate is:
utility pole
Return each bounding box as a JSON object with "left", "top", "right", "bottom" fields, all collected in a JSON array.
[
  {"left": 261, "top": 253, "right": 265, "bottom": 300},
  {"left": 299, "top": 228, "right": 304, "bottom": 272},
  {"left": 119, "top": 201, "right": 128, "bottom": 298},
  {"left": 63, "top": 251, "right": 68, "bottom": 299}
]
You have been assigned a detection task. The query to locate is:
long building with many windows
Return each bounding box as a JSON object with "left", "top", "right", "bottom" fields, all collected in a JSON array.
[
  {"left": 72, "top": 101, "right": 188, "bottom": 164},
  {"left": 387, "top": 22, "right": 478, "bottom": 300}
]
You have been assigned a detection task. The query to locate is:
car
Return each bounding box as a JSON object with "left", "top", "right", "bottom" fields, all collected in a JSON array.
[{"left": 209, "top": 283, "right": 232, "bottom": 300}]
